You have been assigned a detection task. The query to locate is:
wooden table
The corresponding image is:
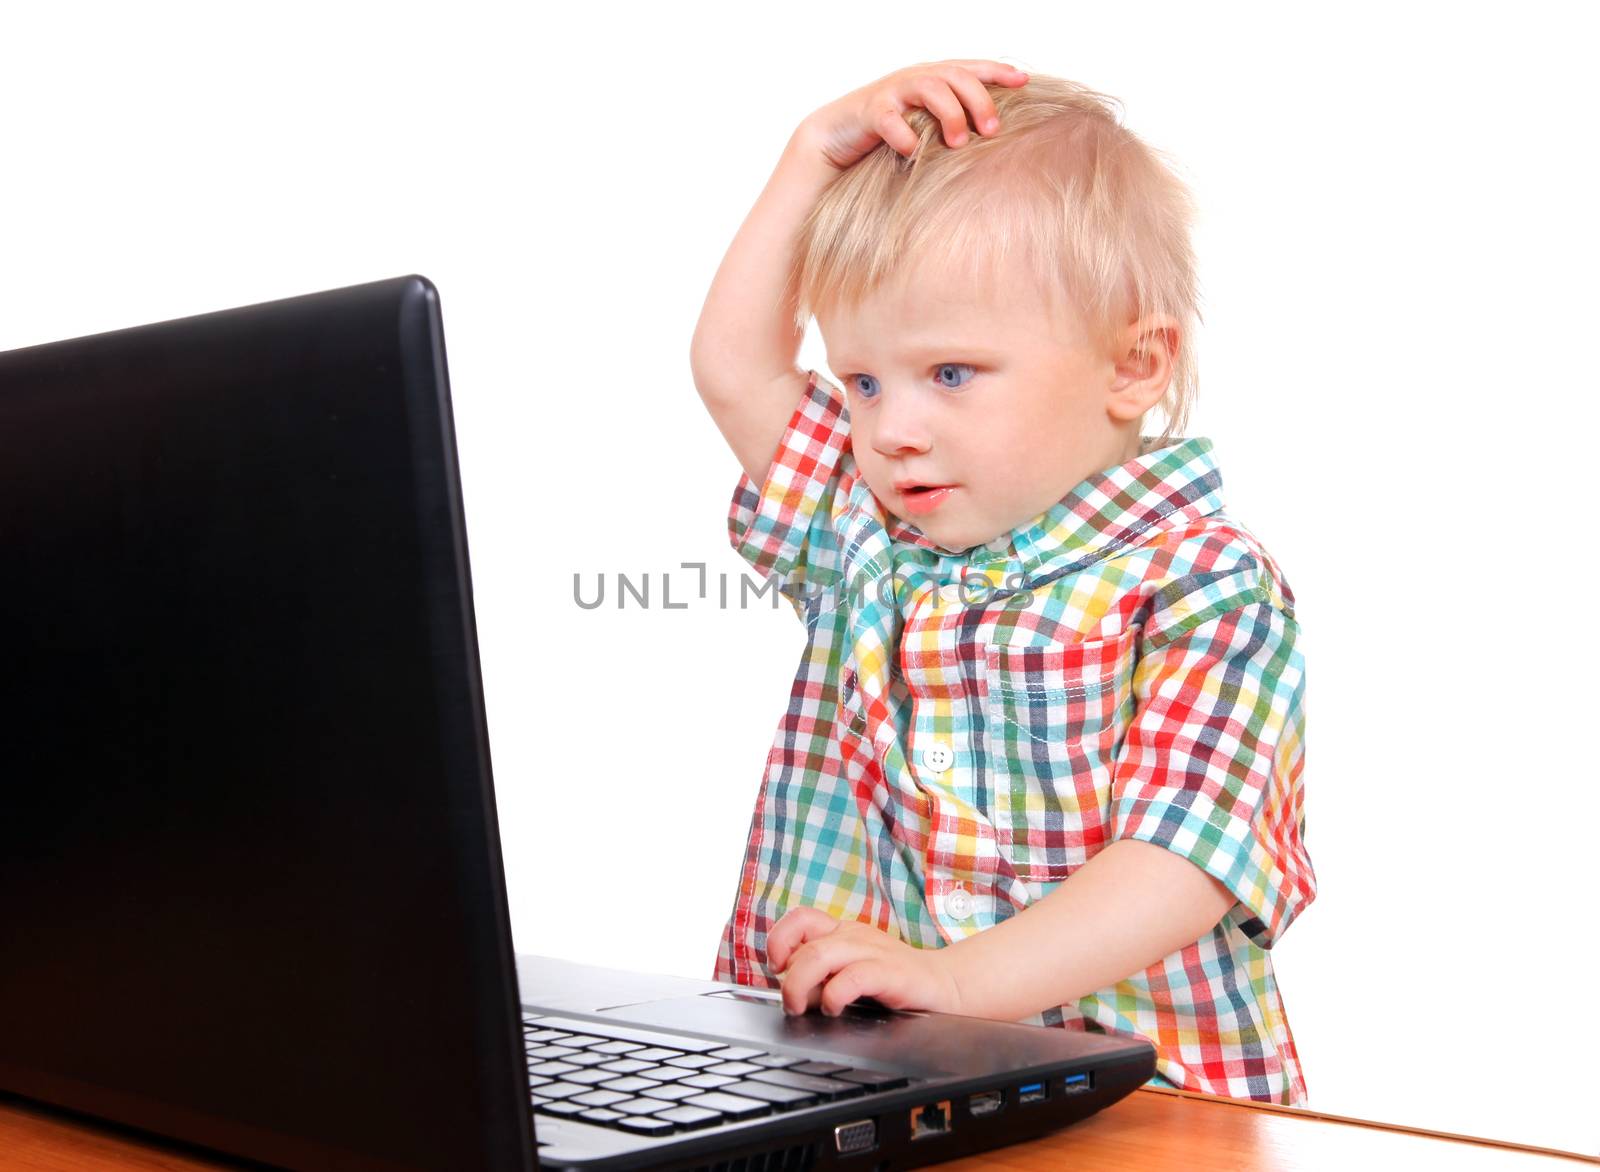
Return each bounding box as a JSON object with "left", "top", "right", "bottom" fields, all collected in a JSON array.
[{"left": 3, "top": 1084, "right": 1595, "bottom": 1170}]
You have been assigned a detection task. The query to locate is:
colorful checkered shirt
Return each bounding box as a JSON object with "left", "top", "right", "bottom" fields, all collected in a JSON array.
[{"left": 712, "top": 369, "right": 1315, "bottom": 1104}]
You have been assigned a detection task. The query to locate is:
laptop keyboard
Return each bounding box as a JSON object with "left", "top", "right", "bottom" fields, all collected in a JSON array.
[{"left": 523, "top": 1012, "right": 913, "bottom": 1137}]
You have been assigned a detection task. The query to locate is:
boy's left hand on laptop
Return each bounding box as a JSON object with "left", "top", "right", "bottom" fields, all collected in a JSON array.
[{"left": 767, "top": 906, "right": 965, "bottom": 1017}]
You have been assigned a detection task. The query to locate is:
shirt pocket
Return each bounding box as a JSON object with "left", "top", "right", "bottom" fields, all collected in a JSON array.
[{"left": 982, "top": 626, "right": 1139, "bottom": 882}]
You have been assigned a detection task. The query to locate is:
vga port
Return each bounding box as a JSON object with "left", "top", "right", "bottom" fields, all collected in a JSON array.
[{"left": 833, "top": 1118, "right": 877, "bottom": 1155}]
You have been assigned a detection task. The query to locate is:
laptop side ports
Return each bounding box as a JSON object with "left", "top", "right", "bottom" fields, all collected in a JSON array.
[
  {"left": 833, "top": 1118, "right": 877, "bottom": 1155},
  {"left": 1018, "top": 1080, "right": 1049, "bottom": 1106},
  {"left": 908, "top": 1100, "right": 953, "bottom": 1140},
  {"left": 1062, "top": 1071, "right": 1095, "bottom": 1095},
  {"left": 967, "top": 1089, "right": 1004, "bottom": 1117}
]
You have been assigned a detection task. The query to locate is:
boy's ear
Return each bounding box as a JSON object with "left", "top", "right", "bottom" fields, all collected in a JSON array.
[{"left": 1106, "top": 314, "right": 1180, "bottom": 423}]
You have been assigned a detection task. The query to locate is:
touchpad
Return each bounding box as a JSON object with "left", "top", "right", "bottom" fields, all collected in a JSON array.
[{"left": 594, "top": 990, "right": 955, "bottom": 1076}]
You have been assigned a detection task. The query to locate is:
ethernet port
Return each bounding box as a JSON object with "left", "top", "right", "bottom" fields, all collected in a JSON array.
[{"left": 909, "top": 1100, "right": 953, "bottom": 1140}]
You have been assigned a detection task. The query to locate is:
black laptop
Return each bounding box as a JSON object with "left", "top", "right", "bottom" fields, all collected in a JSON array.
[{"left": 0, "top": 276, "right": 1156, "bottom": 1171}]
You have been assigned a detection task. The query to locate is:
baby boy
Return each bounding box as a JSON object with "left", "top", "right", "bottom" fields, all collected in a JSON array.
[{"left": 689, "top": 59, "right": 1315, "bottom": 1104}]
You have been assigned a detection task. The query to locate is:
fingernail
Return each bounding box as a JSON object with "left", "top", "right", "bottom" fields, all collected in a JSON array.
[{"left": 983, "top": 118, "right": 998, "bottom": 133}]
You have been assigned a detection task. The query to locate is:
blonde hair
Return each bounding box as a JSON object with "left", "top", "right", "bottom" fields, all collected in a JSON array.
[{"left": 791, "top": 72, "right": 1202, "bottom": 446}]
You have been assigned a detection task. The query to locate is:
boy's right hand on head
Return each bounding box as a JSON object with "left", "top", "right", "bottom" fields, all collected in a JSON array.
[{"left": 800, "top": 60, "right": 1030, "bottom": 173}]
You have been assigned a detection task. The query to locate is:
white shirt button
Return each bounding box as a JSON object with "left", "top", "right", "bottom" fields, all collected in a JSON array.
[
  {"left": 920, "top": 740, "right": 954, "bottom": 774},
  {"left": 945, "top": 886, "right": 975, "bottom": 920}
]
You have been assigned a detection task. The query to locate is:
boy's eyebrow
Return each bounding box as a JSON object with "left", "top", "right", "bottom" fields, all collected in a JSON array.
[{"left": 827, "top": 344, "right": 1007, "bottom": 368}]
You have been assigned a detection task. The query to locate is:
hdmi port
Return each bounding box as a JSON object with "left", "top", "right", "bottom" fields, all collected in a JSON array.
[{"left": 968, "top": 1090, "right": 1004, "bottom": 1116}]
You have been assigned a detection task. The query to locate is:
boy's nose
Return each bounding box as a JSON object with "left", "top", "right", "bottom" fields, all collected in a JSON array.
[{"left": 868, "top": 388, "right": 933, "bottom": 457}]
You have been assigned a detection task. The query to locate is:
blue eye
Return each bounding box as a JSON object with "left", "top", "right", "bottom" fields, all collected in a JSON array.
[
  {"left": 846, "top": 365, "right": 975, "bottom": 399},
  {"left": 935, "top": 363, "right": 975, "bottom": 388}
]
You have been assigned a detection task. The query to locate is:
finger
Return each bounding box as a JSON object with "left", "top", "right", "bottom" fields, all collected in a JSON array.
[
  {"left": 769, "top": 908, "right": 841, "bottom": 974},
  {"left": 779, "top": 930, "right": 874, "bottom": 1014},
  {"left": 941, "top": 59, "right": 1031, "bottom": 86},
  {"left": 819, "top": 958, "right": 898, "bottom": 1017},
  {"left": 782, "top": 955, "right": 835, "bottom": 1015},
  {"left": 871, "top": 102, "right": 920, "bottom": 158},
  {"left": 802, "top": 978, "right": 825, "bottom": 1014},
  {"left": 766, "top": 907, "right": 842, "bottom": 974},
  {"left": 906, "top": 77, "right": 973, "bottom": 147},
  {"left": 780, "top": 954, "right": 821, "bottom": 1015},
  {"left": 936, "top": 67, "right": 1003, "bottom": 137}
]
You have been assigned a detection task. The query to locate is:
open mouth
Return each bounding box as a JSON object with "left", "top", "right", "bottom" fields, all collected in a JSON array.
[{"left": 896, "top": 484, "right": 958, "bottom": 514}]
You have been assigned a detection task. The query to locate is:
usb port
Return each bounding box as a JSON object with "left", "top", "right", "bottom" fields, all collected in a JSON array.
[
  {"left": 967, "top": 1089, "right": 1004, "bottom": 1117},
  {"left": 909, "top": 1100, "right": 952, "bottom": 1140},
  {"left": 1062, "top": 1072, "right": 1094, "bottom": 1095},
  {"left": 1018, "top": 1081, "right": 1048, "bottom": 1105}
]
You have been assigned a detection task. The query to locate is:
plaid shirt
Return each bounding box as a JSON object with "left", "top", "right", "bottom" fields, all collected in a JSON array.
[{"left": 712, "top": 369, "right": 1315, "bottom": 1104}]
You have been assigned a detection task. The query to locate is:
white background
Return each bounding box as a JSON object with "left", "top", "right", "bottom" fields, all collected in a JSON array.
[{"left": 3, "top": 0, "right": 1597, "bottom": 1157}]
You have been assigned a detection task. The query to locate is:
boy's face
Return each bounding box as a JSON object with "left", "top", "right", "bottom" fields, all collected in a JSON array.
[{"left": 818, "top": 255, "right": 1151, "bottom": 556}]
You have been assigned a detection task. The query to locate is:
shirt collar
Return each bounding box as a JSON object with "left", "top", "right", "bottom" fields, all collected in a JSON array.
[{"left": 883, "top": 435, "right": 1224, "bottom": 582}]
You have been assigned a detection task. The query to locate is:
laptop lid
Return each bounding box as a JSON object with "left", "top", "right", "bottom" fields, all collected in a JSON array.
[{"left": 0, "top": 276, "right": 536, "bottom": 1172}]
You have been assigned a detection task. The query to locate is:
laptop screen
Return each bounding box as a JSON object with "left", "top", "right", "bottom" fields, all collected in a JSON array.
[{"left": 0, "top": 277, "right": 534, "bottom": 1171}]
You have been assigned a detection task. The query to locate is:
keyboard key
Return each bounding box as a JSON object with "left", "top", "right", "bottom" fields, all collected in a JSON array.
[
  {"left": 725, "top": 1080, "right": 819, "bottom": 1107},
  {"left": 791, "top": 1061, "right": 850, "bottom": 1076},
  {"left": 640, "top": 1084, "right": 702, "bottom": 1102},
  {"left": 527, "top": 1044, "right": 581, "bottom": 1060},
  {"left": 598, "top": 1058, "right": 654, "bottom": 1074},
  {"left": 681, "top": 1073, "right": 736, "bottom": 1090},
  {"left": 683, "top": 1091, "right": 771, "bottom": 1120},
  {"left": 665, "top": 1054, "right": 721, "bottom": 1070},
  {"left": 560, "top": 1034, "right": 608, "bottom": 1047},
  {"left": 537, "top": 1081, "right": 593, "bottom": 1100},
  {"left": 652, "top": 1105, "right": 722, "bottom": 1128},
  {"left": 632, "top": 1065, "right": 683, "bottom": 1083},
  {"left": 523, "top": 1028, "right": 571, "bottom": 1043},
  {"left": 615, "top": 1116, "right": 675, "bottom": 1136},
  {"left": 600, "top": 1077, "right": 657, "bottom": 1094},
  {"left": 562, "top": 1052, "right": 615, "bottom": 1068},
  {"left": 529, "top": 1016, "right": 726, "bottom": 1053},
  {"left": 591, "top": 1040, "right": 643, "bottom": 1055},
  {"left": 563, "top": 1069, "right": 621, "bottom": 1086},
  {"left": 571, "top": 1089, "right": 631, "bottom": 1107},
  {"left": 527, "top": 1061, "right": 581, "bottom": 1078},
  {"left": 749, "top": 1054, "right": 806, "bottom": 1069},
  {"left": 578, "top": 1107, "right": 624, "bottom": 1124},
  {"left": 527, "top": 1075, "right": 553, "bottom": 1089},
  {"left": 536, "top": 1100, "right": 587, "bottom": 1117},
  {"left": 707, "top": 1061, "right": 762, "bottom": 1077},
  {"left": 830, "top": 1068, "right": 910, "bottom": 1090},
  {"left": 708, "top": 1046, "right": 766, "bottom": 1061},
  {"left": 608, "top": 1097, "right": 674, "bottom": 1116},
  {"left": 747, "top": 1069, "right": 863, "bottom": 1098},
  {"left": 626, "top": 1047, "right": 683, "bottom": 1062}
]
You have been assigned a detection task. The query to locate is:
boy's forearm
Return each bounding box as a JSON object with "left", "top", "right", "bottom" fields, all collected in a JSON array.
[
  {"left": 689, "top": 120, "right": 841, "bottom": 402},
  {"left": 939, "top": 839, "right": 1236, "bottom": 1023}
]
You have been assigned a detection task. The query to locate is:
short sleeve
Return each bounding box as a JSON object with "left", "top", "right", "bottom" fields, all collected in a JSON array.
[
  {"left": 1110, "top": 577, "right": 1314, "bottom": 947},
  {"left": 726, "top": 369, "right": 849, "bottom": 619}
]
